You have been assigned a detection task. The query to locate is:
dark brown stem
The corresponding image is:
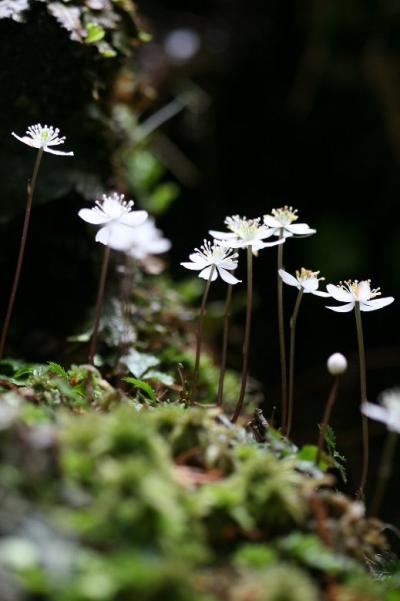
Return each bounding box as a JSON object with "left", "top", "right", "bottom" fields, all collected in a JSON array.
[
  {"left": 316, "top": 376, "right": 339, "bottom": 466},
  {"left": 88, "top": 245, "right": 111, "bottom": 365},
  {"left": 286, "top": 288, "right": 303, "bottom": 437},
  {"left": 355, "top": 303, "right": 369, "bottom": 497},
  {"left": 190, "top": 266, "right": 215, "bottom": 404},
  {"left": 231, "top": 246, "right": 253, "bottom": 423},
  {"left": 216, "top": 284, "right": 233, "bottom": 407},
  {"left": 277, "top": 232, "right": 288, "bottom": 429},
  {"left": 0, "top": 148, "right": 44, "bottom": 359}
]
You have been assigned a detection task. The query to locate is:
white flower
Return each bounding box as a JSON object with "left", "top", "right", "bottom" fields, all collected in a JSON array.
[
  {"left": 11, "top": 124, "right": 74, "bottom": 156},
  {"left": 326, "top": 280, "right": 394, "bottom": 313},
  {"left": 278, "top": 267, "right": 330, "bottom": 297},
  {"left": 78, "top": 193, "right": 148, "bottom": 250},
  {"left": 126, "top": 218, "right": 171, "bottom": 260},
  {"left": 181, "top": 240, "right": 241, "bottom": 284},
  {"left": 362, "top": 388, "right": 400, "bottom": 433},
  {"left": 209, "top": 215, "right": 283, "bottom": 254},
  {"left": 263, "top": 206, "right": 315, "bottom": 238},
  {"left": 327, "top": 353, "right": 348, "bottom": 375}
]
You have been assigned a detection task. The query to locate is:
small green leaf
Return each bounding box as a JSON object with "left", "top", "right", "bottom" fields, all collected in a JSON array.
[
  {"left": 123, "top": 377, "right": 157, "bottom": 403},
  {"left": 85, "top": 22, "right": 105, "bottom": 43},
  {"left": 47, "top": 362, "right": 69, "bottom": 380}
]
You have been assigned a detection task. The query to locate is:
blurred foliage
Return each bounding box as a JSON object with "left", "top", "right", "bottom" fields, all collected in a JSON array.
[{"left": 0, "top": 393, "right": 399, "bottom": 600}]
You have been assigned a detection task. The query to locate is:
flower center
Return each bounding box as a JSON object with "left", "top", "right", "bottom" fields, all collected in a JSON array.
[
  {"left": 338, "top": 279, "right": 381, "bottom": 301},
  {"left": 271, "top": 205, "right": 298, "bottom": 225},
  {"left": 196, "top": 240, "right": 237, "bottom": 264},
  {"left": 296, "top": 267, "right": 320, "bottom": 282},
  {"left": 225, "top": 215, "right": 261, "bottom": 240}
]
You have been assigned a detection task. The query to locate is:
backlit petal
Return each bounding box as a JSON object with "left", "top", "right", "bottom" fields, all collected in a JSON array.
[
  {"left": 278, "top": 269, "right": 299, "bottom": 288},
  {"left": 326, "top": 284, "right": 353, "bottom": 302},
  {"left": 360, "top": 297, "right": 395, "bottom": 312},
  {"left": 325, "top": 302, "right": 355, "bottom": 313},
  {"left": 218, "top": 267, "right": 241, "bottom": 285},
  {"left": 78, "top": 208, "right": 110, "bottom": 225}
]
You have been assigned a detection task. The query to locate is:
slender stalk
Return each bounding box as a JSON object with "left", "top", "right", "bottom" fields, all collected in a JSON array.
[
  {"left": 232, "top": 246, "right": 253, "bottom": 423},
  {"left": 355, "top": 302, "right": 369, "bottom": 497},
  {"left": 88, "top": 245, "right": 111, "bottom": 365},
  {"left": 286, "top": 288, "right": 303, "bottom": 437},
  {"left": 316, "top": 376, "right": 339, "bottom": 466},
  {"left": 190, "top": 266, "right": 215, "bottom": 404},
  {"left": 216, "top": 284, "right": 233, "bottom": 407},
  {"left": 370, "top": 431, "right": 398, "bottom": 516},
  {"left": 0, "top": 148, "right": 44, "bottom": 359},
  {"left": 277, "top": 231, "right": 288, "bottom": 429}
]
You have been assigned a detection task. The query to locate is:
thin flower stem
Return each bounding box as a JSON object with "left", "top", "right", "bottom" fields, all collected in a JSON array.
[
  {"left": 355, "top": 302, "right": 369, "bottom": 497},
  {"left": 370, "top": 430, "right": 398, "bottom": 517},
  {"left": 0, "top": 148, "right": 44, "bottom": 360},
  {"left": 316, "top": 376, "right": 339, "bottom": 466},
  {"left": 88, "top": 245, "right": 111, "bottom": 365},
  {"left": 190, "top": 266, "right": 215, "bottom": 404},
  {"left": 216, "top": 284, "right": 233, "bottom": 407},
  {"left": 232, "top": 246, "right": 253, "bottom": 423},
  {"left": 286, "top": 288, "right": 303, "bottom": 437},
  {"left": 277, "top": 232, "right": 288, "bottom": 429}
]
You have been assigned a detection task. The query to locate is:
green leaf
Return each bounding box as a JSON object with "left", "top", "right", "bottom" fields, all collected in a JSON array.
[
  {"left": 47, "top": 362, "right": 69, "bottom": 380},
  {"left": 146, "top": 182, "right": 180, "bottom": 216},
  {"left": 123, "top": 377, "right": 157, "bottom": 403},
  {"left": 85, "top": 22, "right": 105, "bottom": 43},
  {"left": 297, "top": 445, "right": 329, "bottom": 471}
]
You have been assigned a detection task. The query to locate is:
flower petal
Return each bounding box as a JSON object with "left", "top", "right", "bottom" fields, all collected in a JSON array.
[
  {"left": 218, "top": 260, "right": 238, "bottom": 270},
  {"left": 361, "top": 402, "right": 389, "bottom": 426},
  {"left": 286, "top": 223, "right": 316, "bottom": 236},
  {"left": 199, "top": 266, "right": 218, "bottom": 281},
  {"left": 95, "top": 223, "right": 136, "bottom": 250},
  {"left": 325, "top": 302, "right": 355, "bottom": 313},
  {"left": 312, "top": 290, "right": 331, "bottom": 297},
  {"left": 326, "top": 284, "right": 353, "bottom": 302},
  {"left": 78, "top": 208, "right": 110, "bottom": 225},
  {"left": 258, "top": 238, "right": 285, "bottom": 248},
  {"left": 278, "top": 269, "right": 299, "bottom": 288},
  {"left": 360, "top": 297, "right": 395, "bottom": 312},
  {"left": 217, "top": 267, "right": 241, "bottom": 285},
  {"left": 44, "top": 147, "right": 74, "bottom": 156},
  {"left": 209, "top": 230, "right": 237, "bottom": 240},
  {"left": 180, "top": 261, "right": 203, "bottom": 271},
  {"left": 120, "top": 210, "right": 148, "bottom": 227},
  {"left": 95, "top": 226, "right": 112, "bottom": 246},
  {"left": 11, "top": 132, "right": 38, "bottom": 148},
  {"left": 263, "top": 215, "right": 281, "bottom": 229}
]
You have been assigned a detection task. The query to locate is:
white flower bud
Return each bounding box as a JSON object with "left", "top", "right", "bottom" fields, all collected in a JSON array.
[{"left": 327, "top": 353, "right": 348, "bottom": 375}]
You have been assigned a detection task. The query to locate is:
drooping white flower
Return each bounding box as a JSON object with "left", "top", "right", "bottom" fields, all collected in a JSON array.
[
  {"left": 327, "top": 353, "right": 348, "bottom": 375},
  {"left": 78, "top": 193, "right": 148, "bottom": 250},
  {"left": 278, "top": 268, "right": 330, "bottom": 297},
  {"left": 263, "top": 206, "right": 315, "bottom": 238},
  {"left": 209, "top": 215, "right": 283, "bottom": 254},
  {"left": 11, "top": 124, "right": 74, "bottom": 156},
  {"left": 326, "top": 280, "right": 394, "bottom": 313},
  {"left": 126, "top": 218, "right": 171, "bottom": 260},
  {"left": 181, "top": 240, "right": 241, "bottom": 284},
  {"left": 362, "top": 388, "right": 400, "bottom": 433}
]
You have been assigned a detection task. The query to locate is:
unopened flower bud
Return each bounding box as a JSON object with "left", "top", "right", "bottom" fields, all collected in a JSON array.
[{"left": 327, "top": 353, "right": 347, "bottom": 375}]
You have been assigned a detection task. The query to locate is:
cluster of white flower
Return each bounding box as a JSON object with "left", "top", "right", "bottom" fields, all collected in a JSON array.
[
  {"left": 78, "top": 192, "right": 171, "bottom": 262},
  {"left": 12, "top": 123, "right": 171, "bottom": 263}
]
